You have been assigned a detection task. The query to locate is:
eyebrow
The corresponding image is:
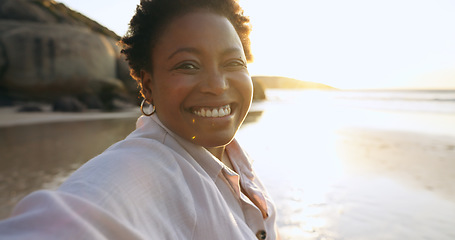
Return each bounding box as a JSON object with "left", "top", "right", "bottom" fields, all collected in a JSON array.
[
  {"left": 167, "top": 47, "right": 201, "bottom": 60},
  {"left": 221, "top": 47, "right": 244, "bottom": 57},
  {"left": 167, "top": 47, "right": 244, "bottom": 60}
]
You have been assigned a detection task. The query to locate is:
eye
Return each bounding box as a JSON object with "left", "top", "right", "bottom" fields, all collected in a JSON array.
[
  {"left": 176, "top": 62, "right": 198, "bottom": 70},
  {"left": 224, "top": 59, "right": 247, "bottom": 69},
  {"left": 173, "top": 61, "right": 200, "bottom": 73}
]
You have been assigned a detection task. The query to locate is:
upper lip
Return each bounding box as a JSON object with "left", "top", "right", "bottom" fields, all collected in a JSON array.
[{"left": 188, "top": 99, "right": 235, "bottom": 109}]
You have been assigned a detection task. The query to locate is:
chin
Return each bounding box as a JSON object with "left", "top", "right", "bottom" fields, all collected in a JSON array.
[{"left": 195, "top": 135, "right": 235, "bottom": 148}]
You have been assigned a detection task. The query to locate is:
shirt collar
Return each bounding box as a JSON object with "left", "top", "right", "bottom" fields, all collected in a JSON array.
[{"left": 139, "top": 115, "right": 269, "bottom": 218}]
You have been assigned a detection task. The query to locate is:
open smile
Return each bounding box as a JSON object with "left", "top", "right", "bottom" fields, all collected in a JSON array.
[{"left": 191, "top": 104, "right": 232, "bottom": 118}]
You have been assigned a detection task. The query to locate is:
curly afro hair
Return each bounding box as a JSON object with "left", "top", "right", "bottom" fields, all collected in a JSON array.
[{"left": 120, "top": 0, "right": 253, "bottom": 96}]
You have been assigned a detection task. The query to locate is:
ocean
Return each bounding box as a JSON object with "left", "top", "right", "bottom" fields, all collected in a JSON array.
[
  {"left": 237, "top": 89, "right": 455, "bottom": 240},
  {"left": 254, "top": 89, "right": 455, "bottom": 134}
]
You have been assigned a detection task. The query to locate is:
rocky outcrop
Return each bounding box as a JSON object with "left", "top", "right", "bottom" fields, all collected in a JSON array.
[
  {"left": 252, "top": 76, "right": 336, "bottom": 90},
  {"left": 0, "top": 0, "right": 138, "bottom": 111},
  {"left": 252, "top": 79, "right": 266, "bottom": 100}
]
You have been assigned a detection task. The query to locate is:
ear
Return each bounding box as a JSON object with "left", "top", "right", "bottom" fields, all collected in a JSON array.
[{"left": 140, "top": 69, "right": 153, "bottom": 103}]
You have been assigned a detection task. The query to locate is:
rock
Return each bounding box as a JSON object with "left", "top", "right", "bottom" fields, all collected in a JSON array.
[
  {"left": 78, "top": 94, "right": 103, "bottom": 110},
  {"left": 53, "top": 96, "right": 85, "bottom": 112},
  {"left": 0, "top": 35, "right": 7, "bottom": 79},
  {"left": 0, "top": 21, "right": 122, "bottom": 99},
  {"left": 0, "top": 0, "right": 138, "bottom": 110},
  {"left": 0, "top": 0, "right": 59, "bottom": 23},
  {"left": 0, "top": 89, "right": 13, "bottom": 106},
  {"left": 252, "top": 76, "right": 336, "bottom": 90},
  {"left": 252, "top": 79, "right": 266, "bottom": 100},
  {"left": 18, "top": 103, "right": 43, "bottom": 112}
]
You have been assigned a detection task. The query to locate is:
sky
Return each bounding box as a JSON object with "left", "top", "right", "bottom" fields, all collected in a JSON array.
[{"left": 58, "top": 0, "right": 455, "bottom": 90}]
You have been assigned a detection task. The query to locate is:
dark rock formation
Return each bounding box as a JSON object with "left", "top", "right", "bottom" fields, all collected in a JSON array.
[
  {"left": 18, "top": 103, "right": 43, "bottom": 112},
  {"left": 52, "top": 96, "right": 85, "bottom": 112},
  {"left": 0, "top": 0, "right": 138, "bottom": 111}
]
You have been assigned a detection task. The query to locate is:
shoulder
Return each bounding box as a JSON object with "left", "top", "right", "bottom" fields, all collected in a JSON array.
[
  {"left": 58, "top": 137, "right": 198, "bottom": 236},
  {"left": 61, "top": 137, "right": 190, "bottom": 197},
  {"left": 61, "top": 137, "right": 195, "bottom": 207}
]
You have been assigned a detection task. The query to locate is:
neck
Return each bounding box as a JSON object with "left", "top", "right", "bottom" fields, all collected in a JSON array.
[
  {"left": 207, "top": 146, "right": 235, "bottom": 171},
  {"left": 206, "top": 146, "right": 225, "bottom": 160}
]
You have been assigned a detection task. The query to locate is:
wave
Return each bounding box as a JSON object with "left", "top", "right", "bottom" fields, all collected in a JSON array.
[{"left": 265, "top": 89, "right": 455, "bottom": 114}]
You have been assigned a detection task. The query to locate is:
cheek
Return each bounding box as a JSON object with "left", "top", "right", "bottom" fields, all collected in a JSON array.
[
  {"left": 236, "top": 76, "right": 254, "bottom": 103},
  {"left": 152, "top": 78, "right": 198, "bottom": 117}
]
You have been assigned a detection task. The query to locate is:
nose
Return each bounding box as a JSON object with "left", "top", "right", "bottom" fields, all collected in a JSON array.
[{"left": 199, "top": 69, "right": 228, "bottom": 95}]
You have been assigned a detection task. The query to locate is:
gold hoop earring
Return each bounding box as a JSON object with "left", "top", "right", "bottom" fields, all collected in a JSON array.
[{"left": 141, "top": 99, "right": 155, "bottom": 116}]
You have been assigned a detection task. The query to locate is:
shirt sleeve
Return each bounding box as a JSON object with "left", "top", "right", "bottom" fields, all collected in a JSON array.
[
  {"left": 0, "top": 190, "right": 144, "bottom": 240},
  {"left": 0, "top": 139, "right": 199, "bottom": 240}
]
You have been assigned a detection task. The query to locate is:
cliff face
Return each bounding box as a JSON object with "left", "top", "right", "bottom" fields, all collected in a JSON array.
[{"left": 0, "top": 0, "right": 137, "bottom": 110}]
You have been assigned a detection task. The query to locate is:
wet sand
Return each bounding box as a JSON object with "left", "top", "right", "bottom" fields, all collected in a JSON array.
[
  {"left": 237, "top": 105, "right": 455, "bottom": 240},
  {"left": 0, "top": 107, "right": 140, "bottom": 219},
  {"left": 336, "top": 128, "right": 455, "bottom": 202}
]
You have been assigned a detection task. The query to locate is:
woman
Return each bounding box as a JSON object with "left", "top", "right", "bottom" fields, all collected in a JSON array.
[{"left": 0, "top": 0, "right": 279, "bottom": 239}]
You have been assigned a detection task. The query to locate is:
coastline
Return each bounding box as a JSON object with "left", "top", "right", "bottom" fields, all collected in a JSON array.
[{"left": 0, "top": 106, "right": 142, "bottom": 128}]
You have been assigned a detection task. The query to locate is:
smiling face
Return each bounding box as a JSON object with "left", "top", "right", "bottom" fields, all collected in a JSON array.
[{"left": 142, "top": 10, "right": 253, "bottom": 148}]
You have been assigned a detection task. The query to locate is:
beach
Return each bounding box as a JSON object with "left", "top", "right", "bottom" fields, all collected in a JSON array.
[
  {"left": 239, "top": 125, "right": 455, "bottom": 239},
  {"left": 238, "top": 89, "right": 455, "bottom": 239},
  {"left": 1, "top": 89, "right": 455, "bottom": 239}
]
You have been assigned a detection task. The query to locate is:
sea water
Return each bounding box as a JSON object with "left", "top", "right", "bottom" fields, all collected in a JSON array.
[
  {"left": 237, "top": 89, "right": 455, "bottom": 240},
  {"left": 260, "top": 89, "right": 455, "bottom": 134}
]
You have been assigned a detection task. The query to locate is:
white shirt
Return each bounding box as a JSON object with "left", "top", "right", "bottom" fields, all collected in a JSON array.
[{"left": 0, "top": 115, "right": 278, "bottom": 239}]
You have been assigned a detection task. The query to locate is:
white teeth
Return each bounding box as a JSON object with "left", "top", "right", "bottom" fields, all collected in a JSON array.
[{"left": 193, "top": 105, "right": 231, "bottom": 118}]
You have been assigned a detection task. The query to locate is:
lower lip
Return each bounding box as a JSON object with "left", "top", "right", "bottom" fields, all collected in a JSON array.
[{"left": 192, "top": 112, "right": 234, "bottom": 120}]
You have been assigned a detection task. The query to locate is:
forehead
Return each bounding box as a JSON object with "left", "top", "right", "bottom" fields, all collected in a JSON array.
[{"left": 153, "top": 10, "right": 244, "bottom": 57}]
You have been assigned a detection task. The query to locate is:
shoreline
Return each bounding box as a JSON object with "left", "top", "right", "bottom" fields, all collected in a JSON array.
[
  {"left": 0, "top": 100, "right": 269, "bottom": 128},
  {"left": 0, "top": 106, "right": 142, "bottom": 128}
]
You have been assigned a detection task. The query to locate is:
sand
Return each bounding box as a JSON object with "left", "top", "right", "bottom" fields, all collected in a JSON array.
[
  {"left": 237, "top": 106, "right": 455, "bottom": 240},
  {"left": 336, "top": 128, "right": 455, "bottom": 202},
  {"left": 0, "top": 107, "right": 141, "bottom": 219}
]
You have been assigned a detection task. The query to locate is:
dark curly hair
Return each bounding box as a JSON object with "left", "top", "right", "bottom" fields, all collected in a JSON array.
[{"left": 120, "top": 0, "right": 252, "bottom": 96}]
